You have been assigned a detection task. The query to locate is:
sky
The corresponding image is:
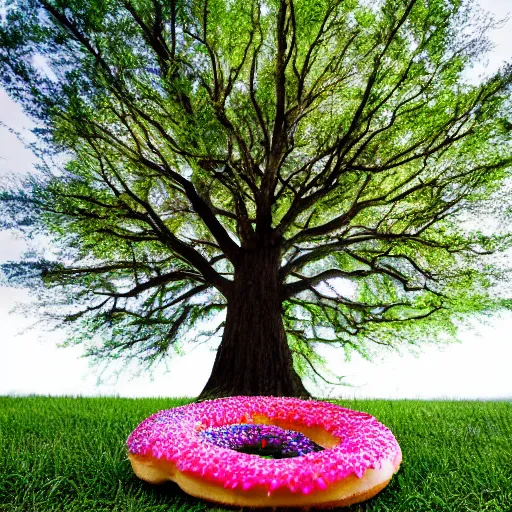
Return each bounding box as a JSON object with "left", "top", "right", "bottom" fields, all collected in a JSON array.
[{"left": 1, "top": 0, "right": 512, "bottom": 400}]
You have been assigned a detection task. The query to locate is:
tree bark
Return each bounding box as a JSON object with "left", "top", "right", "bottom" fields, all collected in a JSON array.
[{"left": 198, "top": 245, "right": 311, "bottom": 400}]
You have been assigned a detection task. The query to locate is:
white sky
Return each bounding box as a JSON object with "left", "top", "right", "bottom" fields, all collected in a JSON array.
[{"left": 1, "top": 0, "right": 512, "bottom": 400}]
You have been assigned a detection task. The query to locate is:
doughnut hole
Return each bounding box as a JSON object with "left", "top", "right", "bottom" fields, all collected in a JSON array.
[
  {"left": 199, "top": 423, "right": 325, "bottom": 459},
  {"left": 251, "top": 414, "right": 341, "bottom": 449}
]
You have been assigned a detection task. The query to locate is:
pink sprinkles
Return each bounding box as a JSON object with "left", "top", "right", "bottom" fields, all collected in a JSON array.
[{"left": 127, "top": 396, "right": 402, "bottom": 495}]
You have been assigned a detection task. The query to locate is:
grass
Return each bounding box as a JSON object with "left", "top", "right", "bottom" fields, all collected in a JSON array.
[{"left": 1, "top": 396, "right": 511, "bottom": 512}]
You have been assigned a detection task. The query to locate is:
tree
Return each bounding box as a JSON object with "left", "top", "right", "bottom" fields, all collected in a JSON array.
[{"left": 1, "top": 0, "right": 511, "bottom": 399}]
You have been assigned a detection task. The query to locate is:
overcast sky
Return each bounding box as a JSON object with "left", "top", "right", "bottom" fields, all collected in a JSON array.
[{"left": 1, "top": 0, "right": 512, "bottom": 400}]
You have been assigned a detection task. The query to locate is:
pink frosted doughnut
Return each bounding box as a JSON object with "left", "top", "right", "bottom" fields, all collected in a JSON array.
[{"left": 127, "top": 396, "right": 402, "bottom": 508}]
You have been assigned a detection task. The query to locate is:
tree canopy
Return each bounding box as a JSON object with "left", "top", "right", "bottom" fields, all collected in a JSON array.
[{"left": 1, "top": 0, "right": 512, "bottom": 396}]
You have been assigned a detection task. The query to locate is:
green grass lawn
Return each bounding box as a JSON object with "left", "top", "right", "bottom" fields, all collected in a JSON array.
[{"left": 1, "top": 396, "right": 511, "bottom": 512}]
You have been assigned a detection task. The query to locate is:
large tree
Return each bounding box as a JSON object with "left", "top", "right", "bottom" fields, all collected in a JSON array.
[{"left": 1, "top": 0, "right": 511, "bottom": 399}]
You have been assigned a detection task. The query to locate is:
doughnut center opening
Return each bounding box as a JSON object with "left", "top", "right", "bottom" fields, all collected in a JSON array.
[
  {"left": 251, "top": 414, "right": 342, "bottom": 448},
  {"left": 200, "top": 424, "right": 325, "bottom": 459}
]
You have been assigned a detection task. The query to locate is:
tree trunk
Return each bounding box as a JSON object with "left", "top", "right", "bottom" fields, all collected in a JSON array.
[{"left": 198, "top": 246, "right": 311, "bottom": 400}]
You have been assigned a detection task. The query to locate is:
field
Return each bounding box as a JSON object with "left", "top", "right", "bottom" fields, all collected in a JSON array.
[{"left": 1, "top": 396, "right": 511, "bottom": 511}]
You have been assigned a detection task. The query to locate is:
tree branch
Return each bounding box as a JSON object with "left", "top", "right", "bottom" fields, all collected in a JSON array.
[{"left": 94, "top": 270, "right": 205, "bottom": 298}]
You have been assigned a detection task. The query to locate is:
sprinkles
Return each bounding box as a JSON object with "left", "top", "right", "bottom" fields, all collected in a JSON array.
[{"left": 127, "top": 396, "right": 402, "bottom": 496}]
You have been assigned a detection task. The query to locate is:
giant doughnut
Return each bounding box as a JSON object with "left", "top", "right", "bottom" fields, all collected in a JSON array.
[{"left": 127, "top": 396, "right": 402, "bottom": 508}]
